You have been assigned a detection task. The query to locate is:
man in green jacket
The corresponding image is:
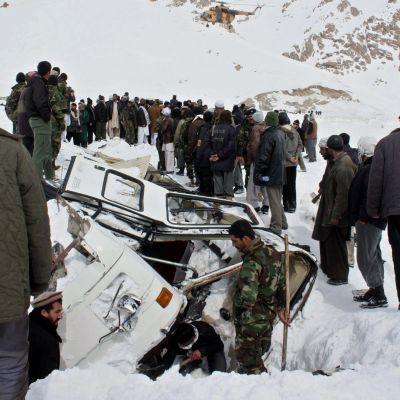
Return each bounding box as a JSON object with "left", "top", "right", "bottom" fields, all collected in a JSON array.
[
  {"left": 313, "top": 135, "right": 356, "bottom": 285},
  {"left": 0, "top": 128, "right": 51, "bottom": 400},
  {"left": 229, "top": 220, "right": 288, "bottom": 374}
]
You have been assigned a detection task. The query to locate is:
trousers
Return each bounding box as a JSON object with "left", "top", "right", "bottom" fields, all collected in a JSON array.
[
  {"left": 29, "top": 117, "right": 52, "bottom": 179},
  {"left": 355, "top": 221, "right": 384, "bottom": 288},
  {"left": 246, "top": 163, "right": 269, "bottom": 208},
  {"left": 266, "top": 185, "right": 288, "bottom": 234},
  {"left": 0, "top": 315, "right": 29, "bottom": 400}
]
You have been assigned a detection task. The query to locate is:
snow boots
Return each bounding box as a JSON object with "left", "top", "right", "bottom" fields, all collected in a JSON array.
[{"left": 360, "top": 286, "right": 388, "bottom": 309}]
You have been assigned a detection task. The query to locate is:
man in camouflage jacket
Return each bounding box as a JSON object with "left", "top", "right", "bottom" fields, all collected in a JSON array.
[
  {"left": 47, "top": 75, "right": 66, "bottom": 175},
  {"left": 5, "top": 73, "right": 26, "bottom": 134},
  {"left": 229, "top": 220, "right": 287, "bottom": 374}
]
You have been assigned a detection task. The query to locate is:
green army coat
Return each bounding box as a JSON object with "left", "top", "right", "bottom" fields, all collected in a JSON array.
[{"left": 0, "top": 129, "right": 51, "bottom": 323}]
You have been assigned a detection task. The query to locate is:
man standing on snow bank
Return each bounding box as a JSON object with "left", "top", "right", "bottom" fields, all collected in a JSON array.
[
  {"left": 349, "top": 137, "right": 387, "bottom": 308},
  {"left": 313, "top": 135, "right": 356, "bottom": 286},
  {"left": 367, "top": 127, "right": 400, "bottom": 308},
  {"left": 29, "top": 292, "right": 63, "bottom": 383},
  {"left": 229, "top": 220, "right": 287, "bottom": 374},
  {"left": 24, "top": 60, "right": 53, "bottom": 179},
  {"left": 0, "top": 128, "right": 51, "bottom": 400}
]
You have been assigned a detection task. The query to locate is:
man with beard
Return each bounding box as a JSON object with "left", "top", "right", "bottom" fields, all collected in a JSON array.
[{"left": 28, "top": 292, "right": 63, "bottom": 383}]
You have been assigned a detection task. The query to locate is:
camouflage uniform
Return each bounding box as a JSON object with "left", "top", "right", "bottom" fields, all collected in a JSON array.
[
  {"left": 174, "top": 118, "right": 187, "bottom": 172},
  {"left": 47, "top": 85, "right": 66, "bottom": 169},
  {"left": 5, "top": 82, "right": 25, "bottom": 134},
  {"left": 122, "top": 107, "right": 137, "bottom": 145},
  {"left": 233, "top": 238, "right": 285, "bottom": 374}
]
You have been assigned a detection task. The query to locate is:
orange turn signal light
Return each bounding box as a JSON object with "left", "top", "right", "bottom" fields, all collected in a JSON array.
[{"left": 156, "top": 287, "right": 173, "bottom": 308}]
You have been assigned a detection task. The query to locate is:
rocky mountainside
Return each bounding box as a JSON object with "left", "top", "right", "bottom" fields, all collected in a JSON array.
[{"left": 281, "top": 0, "right": 400, "bottom": 74}]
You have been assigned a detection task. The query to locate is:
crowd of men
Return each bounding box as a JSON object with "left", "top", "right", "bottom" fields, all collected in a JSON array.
[
  {"left": 1, "top": 60, "right": 400, "bottom": 398},
  {"left": 5, "top": 61, "right": 321, "bottom": 237}
]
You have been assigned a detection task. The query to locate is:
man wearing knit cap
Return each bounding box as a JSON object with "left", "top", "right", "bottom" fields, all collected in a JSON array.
[
  {"left": 24, "top": 60, "right": 53, "bottom": 179},
  {"left": 5, "top": 72, "right": 26, "bottom": 134},
  {"left": 246, "top": 111, "right": 269, "bottom": 213},
  {"left": 254, "top": 112, "right": 288, "bottom": 235},
  {"left": 29, "top": 292, "right": 63, "bottom": 383},
  {"left": 313, "top": 135, "right": 356, "bottom": 285}
]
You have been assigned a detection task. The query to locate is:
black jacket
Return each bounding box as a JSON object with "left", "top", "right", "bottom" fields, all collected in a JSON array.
[
  {"left": 94, "top": 102, "right": 108, "bottom": 123},
  {"left": 162, "top": 321, "right": 224, "bottom": 369},
  {"left": 194, "top": 122, "right": 212, "bottom": 168},
  {"left": 28, "top": 312, "right": 61, "bottom": 383},
  {"left": 254, "top": 126, "right": 285, "bottom": 186},
  {"left": 349, "top": 157, "right": 387, "bottom": 230},
  {"left": 210, "top": 123, "right": 236, "bottom": 172},
  {"left": 137, "top": 106, "right": 148, "bottom": 127},
  {"left": 23, "top": 73, "right": 51, "bottom": 122}
]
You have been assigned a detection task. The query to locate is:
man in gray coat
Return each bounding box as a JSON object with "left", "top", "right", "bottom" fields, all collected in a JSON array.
[
  {"left": 367, "top": 128, "right": 400, "bottom": 307},
  {"left": 312, "top": 135, "right": 356, "bottom": 285},
  {"left": 0, "top": 128, "right": 51, "bottom": 399}
]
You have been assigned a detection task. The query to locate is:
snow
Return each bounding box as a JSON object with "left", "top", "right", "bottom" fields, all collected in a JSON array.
[{"left": 1, "top": 0, "right": 400, "bottom": 398}]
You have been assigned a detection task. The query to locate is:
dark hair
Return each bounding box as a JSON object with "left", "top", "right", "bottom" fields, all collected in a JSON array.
[
  {"left": 203, "top": 111, "right": 213, "bottom": 123},
  {"left": 219, "top": 110, "right": 232, "bottom": 124},
  {"left": 339, "top": 132, "right": 350, "bottom": 145},
  {"left": 175, "top": 323, "right": 195, "bottom": 346},
  {"left": 278, "top": 112, "right": 290, "bottom": 126},
  {"left": 37, "top": 61, "right": 52, "bottom": 76},
  {"left": 31, "top": 299, "right": 62, "bottom": 316},
  {"left": 53, "top": 67, "right": 60, "bottom": 73},
  {"left": 16, "top": 72, "right": 26, "bottom": 83},
  {"left": 229, "top": 219, "right": 255, "bottom": 239},
  {"left": 59, "top": 72, "right": 68, "bottom": 81}
]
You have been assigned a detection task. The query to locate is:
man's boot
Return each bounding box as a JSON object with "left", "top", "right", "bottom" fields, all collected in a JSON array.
[{"left": 360, "top": 285, "right": 388, "bottom": 309}]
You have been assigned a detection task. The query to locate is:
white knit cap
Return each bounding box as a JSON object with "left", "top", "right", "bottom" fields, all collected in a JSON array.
[
  {"left": 252, "top": 111, "right": 264, "bottom": 124},
  {"left": 215, "top": 100, "right": 224, "bottom": 108},
  {"left": 318, "top": 137, "right": 329, "bottom": 148},
  {"left": 357, "top": 136, "right": 377, "bottom": 157},
  {"left": 162, "top": 107, "right": 171, "bottom": 117}
]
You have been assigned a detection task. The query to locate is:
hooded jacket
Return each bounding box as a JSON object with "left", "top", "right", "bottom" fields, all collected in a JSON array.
[
  {"left": 23, "top": 73, "right": 51, "bottom": 122},
  {"left": 280, "top": 125, "right": 303, "bottom": 167},
  {"left": 254, "top": 126, "right": 285, "bottom": 186}
]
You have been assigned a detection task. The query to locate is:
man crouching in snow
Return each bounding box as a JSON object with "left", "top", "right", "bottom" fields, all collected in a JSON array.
[
  {"left": 160, "top": 321, "right": 226, "bottom": 375},
  {"left": 29, "top": 292, "right": 63, "bottom": 384},
  {"left": 229, "top": 220, "right": 287, "bottom": 374}
]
